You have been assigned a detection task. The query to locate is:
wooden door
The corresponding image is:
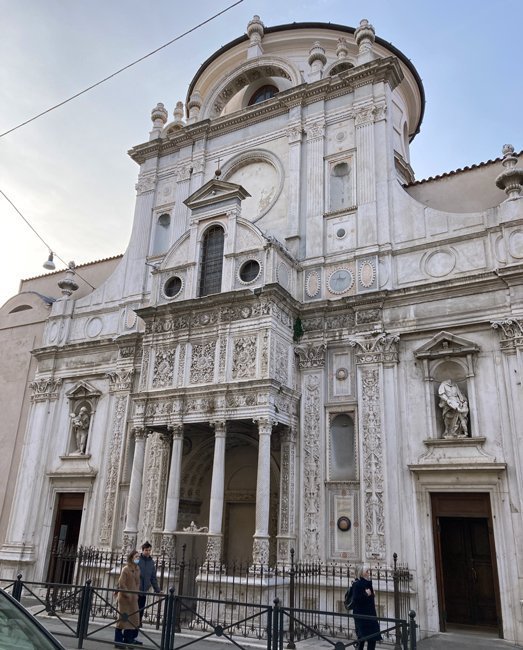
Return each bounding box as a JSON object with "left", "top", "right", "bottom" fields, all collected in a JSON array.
[{"left": 431, "top": 492, "right": 501, "bottom": 634}]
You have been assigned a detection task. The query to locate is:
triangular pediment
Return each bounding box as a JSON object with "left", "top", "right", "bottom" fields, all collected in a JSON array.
[
  {"left": 65, "top": 381, "right": 101, "bottom": 400},
  {"left": 414, "top": 331, "right": 480, "bottom": 359},
  {"left": 184, "top": 178, "right": 251, "bottom": 211}
]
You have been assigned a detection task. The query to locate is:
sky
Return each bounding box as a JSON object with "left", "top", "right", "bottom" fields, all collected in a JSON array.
[{"left": 1, "top": 0, "right": 522, "bottom": 306}]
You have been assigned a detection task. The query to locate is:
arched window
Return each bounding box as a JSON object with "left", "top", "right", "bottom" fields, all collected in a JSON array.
[
  {"left": 329, "top": 162, "right": 352, "bottom": 212},
  {"left": 329, "top": 413, "right": 356, "bottom": 481},
  {"left": 152, "top": 213, "right": 171, "bottom": 255},
  {"left": 248, "top": 84, "right": 278, "bottom": 106},
  {"left": 199, "top": 225, "right": 224, "bottom": 296}
]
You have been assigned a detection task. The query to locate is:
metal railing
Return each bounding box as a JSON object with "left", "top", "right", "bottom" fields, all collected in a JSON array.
[
  {"left": 44, "top": 542, "right": 414, "bottom": 638},
  {"left": 1, "top": 574, "right": 418, "bottom": 650}
]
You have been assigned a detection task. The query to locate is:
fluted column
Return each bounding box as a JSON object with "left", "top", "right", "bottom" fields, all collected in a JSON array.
[
  {"left": 162, "top": 425, "right": 184, "bottom": 556},
  {"left": 205, "top": 420, "right": 227, "bottom": 562},
  {"left": 252, "top": 418, "right": 274, "bottom": 564},
  {"left": 277, "top": 425, "right": 297, "bottom": 562},
  {"left": 123, "top": 427, "right": 148, "bottom": 551}
]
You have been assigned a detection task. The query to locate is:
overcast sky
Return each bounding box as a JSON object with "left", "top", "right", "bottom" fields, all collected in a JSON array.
[{"left": 1, "top": 0, "right": 521, "bottom": 306}]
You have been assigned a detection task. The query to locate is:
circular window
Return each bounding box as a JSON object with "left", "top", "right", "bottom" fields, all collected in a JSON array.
[
  {"left": 336, "top": 228, "right": 346, "bottom": 239},
  {"left": 164, "top": 276, "right": 182, "bottom": 298},
  {"left": 239, "top": 260, "right": 261, "bottom": 283}
]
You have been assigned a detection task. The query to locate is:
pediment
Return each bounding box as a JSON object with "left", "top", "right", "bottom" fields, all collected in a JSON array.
[
  {"left": 184, "top": 178, "right": 251, "bottom": 211},
  {"left": 414, "top": 331, "right": 479, "bottom": 359},
  {"left": 65, "top": 381, "right": 101, "bottom": 400}
]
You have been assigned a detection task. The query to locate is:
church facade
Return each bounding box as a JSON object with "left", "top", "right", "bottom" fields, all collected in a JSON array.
[{"left": 1, "top": 16, "right": 523, "bottom": 643}]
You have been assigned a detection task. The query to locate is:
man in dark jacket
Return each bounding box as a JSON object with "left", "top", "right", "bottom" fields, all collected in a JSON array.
[{"left": 137, "top": 541, "right": 161, "bottom": 626}]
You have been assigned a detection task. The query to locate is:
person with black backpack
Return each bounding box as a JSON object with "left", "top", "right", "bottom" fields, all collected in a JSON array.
[{"left": 351, "top": 564, "right": 382, "bottom": 649}]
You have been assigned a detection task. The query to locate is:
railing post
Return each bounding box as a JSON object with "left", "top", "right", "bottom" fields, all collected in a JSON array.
[
  {"left": 408, "top": 610, "right": 417, "bottom": 650},
  {"left": 161, "top": 587, "right": 176, "bottom": 650},
  {"left": 272, "top": 598, "right": 282, "bottom": 650},
  {"left": 393, "top": 552, "right": 401, "bottom": 649},
  {"left": 76, "top": 579, "right": 92, "bottom": 649},
  {"left": 12, "top": 573, "right": 23, "bottom": 602},
  {"left": 286, "top": 548, "right": 295, "bottom": 649}
]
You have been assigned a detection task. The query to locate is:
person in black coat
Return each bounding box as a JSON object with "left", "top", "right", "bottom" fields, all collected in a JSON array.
[{"left": 352, "top": 564, "right": 382, "bottom": 650}]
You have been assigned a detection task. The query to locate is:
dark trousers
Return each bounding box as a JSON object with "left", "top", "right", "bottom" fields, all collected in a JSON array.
[
  {"left": 357, "top": 641, "right": 376, "bottom": 650},
  {"left": 115, "top": 627, "right": 138, "bottom": 643},
  {"left": 138, "top": 594, "right": 146, "bottom": 626}
]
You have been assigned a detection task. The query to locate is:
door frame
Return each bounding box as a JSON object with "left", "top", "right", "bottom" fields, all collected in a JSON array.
[{"left": 431, "top": 492, "right": 502, "bottom": 636}]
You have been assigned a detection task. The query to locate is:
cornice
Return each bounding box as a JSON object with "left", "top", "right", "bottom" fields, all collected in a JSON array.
[{"left": 128, "top": 58, "right": 403, "bottom": 166}]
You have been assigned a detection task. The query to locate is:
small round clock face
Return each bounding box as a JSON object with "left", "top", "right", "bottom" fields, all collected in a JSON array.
[{"left": 328, "top": 268, "right": 353, "bottom": 294}]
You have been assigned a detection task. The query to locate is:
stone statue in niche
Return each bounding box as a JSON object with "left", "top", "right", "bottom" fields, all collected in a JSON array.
[
  {"left": 438, "top": 379, "right": 469, "bottom": 438},
  {"left": 70, "top": 406, "right": 91, "bottom": 454}
]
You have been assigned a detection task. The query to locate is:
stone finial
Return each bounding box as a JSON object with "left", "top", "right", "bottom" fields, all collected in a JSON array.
[
  {"left": 149, "top": 102, "right": 168, "bottom": 140},
  {"left": 187, "top": 90, "right": 202, "bottom": 123},
  {"left": 57, "top": 261, "right": 79, "bottom": 298},
  {"left": 173, "top": 101, "right": 184, "bottom": 126},
  {"left": 308, "top": 41, "right": 327, "bottom": 67},
  {"left": 355, "top": 18, "right": 376, "bottom": 53},
  {"left": 495, "top": 144, "right": 523, "bottom": 200},
  {"left": 151, "top": 102, "right": 168, "bottom": 126},
  {"left": 336, "top": 37, "right": 349, "bottom": 59},
  {"left": 247, "top": 15, "right": 264, "bottom": 45},
  {"left": 308, "top": 41, "right": 327, "bottom": 82}
]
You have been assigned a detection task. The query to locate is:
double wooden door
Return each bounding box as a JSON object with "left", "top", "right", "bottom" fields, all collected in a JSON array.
[{"left": 431, "top": 493, "right": 501, "bottom": 633}]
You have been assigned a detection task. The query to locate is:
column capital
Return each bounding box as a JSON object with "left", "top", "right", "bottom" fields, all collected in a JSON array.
[
  {"left": 281, "top": 425, "right": 297, "bottom": 444},
  {"left": 348, "top": 332, "right": 399, "bottom": 364},
  {"left": 491, "top": 318, "right": 523, "bottom": 351},
  {"left": 253, "top": 417, "right": 277, "bottom": 435},
  {"left": 209, "top": 420, "right": 227, "bottom": 436},
  {"left": 167, "top": 424, "right": 184, "bottom": 439},
  {"left": 132, "top": 426, "right": 148, "bottom": 440},
  {"left": 296, "top": 343, "right": 326, "bottom": 368}
]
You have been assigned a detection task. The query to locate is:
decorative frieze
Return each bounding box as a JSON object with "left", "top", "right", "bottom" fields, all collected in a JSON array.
[
  {"left": 190, "top": 341, "right": 216, "bottom": 384},
  {"left": 232, "top": 336, "right": 257, "bottom": 379},
  {"left": 152, "top": 348, "right": 176, "bottom": 388},
  {"left": 274, "top": 338, "right": 289, "bottom": 384}
]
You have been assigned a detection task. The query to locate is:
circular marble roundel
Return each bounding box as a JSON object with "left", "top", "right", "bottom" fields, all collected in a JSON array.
[
  {"left": 86, "top": 316, "right": 103, "bottom": 338},
  {"left": 424, "top": 249, "right": 456, "bottom": 278},
  {"left": 224, "top": 151, "right": 283, "bottom": 222}
]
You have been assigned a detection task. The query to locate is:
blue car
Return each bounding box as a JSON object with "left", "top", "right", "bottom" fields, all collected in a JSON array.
[{"left": 0, "top": 587, "right": 66, "bottom": 649}]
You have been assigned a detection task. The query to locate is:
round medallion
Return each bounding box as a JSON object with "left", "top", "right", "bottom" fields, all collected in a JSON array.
[
  {"left": 277, "top": 262, "right": 290, "bottom": 289},
  {"left": 424, "top": 249, "right": 456, "bottom": 278},
  {"left": 337, "top": 516, "right": 351, "bottom": 532},
  {"left": 86, "top": 317, "right": 103, "bottom": 338},
  {"left": 305, "top": 271, "right": 321, "bottom": 298},
  {"left": 359, "top": 260, "right": 376, "bottom": 288},
  {"left": 336, "top": 367, "right": 348, "bottom": 381},
  {"left": 328, "top": 268, "right": 353, "bottom": 294},
  {"left": 164, "top": 276, "right": 183, "bottom": 298},
  {"left": 239, "top": 259, "right": 261, "bottom": 283}
]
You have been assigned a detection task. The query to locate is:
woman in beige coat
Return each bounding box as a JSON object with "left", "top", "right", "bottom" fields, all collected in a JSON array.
[{"left": 115, "top": 550, "right": 142, "bottom": 647}]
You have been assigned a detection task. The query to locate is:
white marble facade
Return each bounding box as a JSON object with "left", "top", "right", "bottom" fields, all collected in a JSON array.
[{"left": 1, "top": 15, "right": 523, "bottom": 644}]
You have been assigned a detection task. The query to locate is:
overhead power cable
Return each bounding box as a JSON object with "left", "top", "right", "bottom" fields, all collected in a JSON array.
[
  {"left": 0, "top": 0, "right": 244, "bottom": 139},
  {"left": 0, "top": 188, "right": 96, "bottom": 290}
]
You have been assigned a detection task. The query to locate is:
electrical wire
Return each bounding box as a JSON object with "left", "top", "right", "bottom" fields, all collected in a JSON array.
[
  {"left": 0, "top": 188, "right": 96, "bottom": 290},
  {"left": 0, "top": 0, "right": 244, "bottom": 139}
]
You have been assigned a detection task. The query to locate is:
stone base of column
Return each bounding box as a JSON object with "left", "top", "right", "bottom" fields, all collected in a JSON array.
[
  {"left": 161, "top": 533, "right": 176, "bottom": 559},
  {"left": 252, "top": 536, "right": 270, "bottom": 566},
  {"left": 122, "top": 531, "right": 137, "bottom": 553},
  {"left": 205, "top": 534, "right": 223, "bottom": 565}
]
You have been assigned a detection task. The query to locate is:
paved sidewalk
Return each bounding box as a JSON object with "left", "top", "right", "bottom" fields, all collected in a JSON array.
[{"left": 40, "top": 615, "right": 523, "bottom": 650}]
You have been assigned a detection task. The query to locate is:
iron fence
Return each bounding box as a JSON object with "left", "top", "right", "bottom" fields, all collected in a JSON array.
[
  {"left": 36, "top": 543, "right": 416, "bottom": 644},
  {"left": 0, "top": 574, "right": 418, "bottom": 650}
]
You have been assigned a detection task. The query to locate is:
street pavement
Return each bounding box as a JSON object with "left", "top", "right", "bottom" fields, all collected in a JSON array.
[{"left": 39, "top": 615, "right": 523, "bottom": 649}]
